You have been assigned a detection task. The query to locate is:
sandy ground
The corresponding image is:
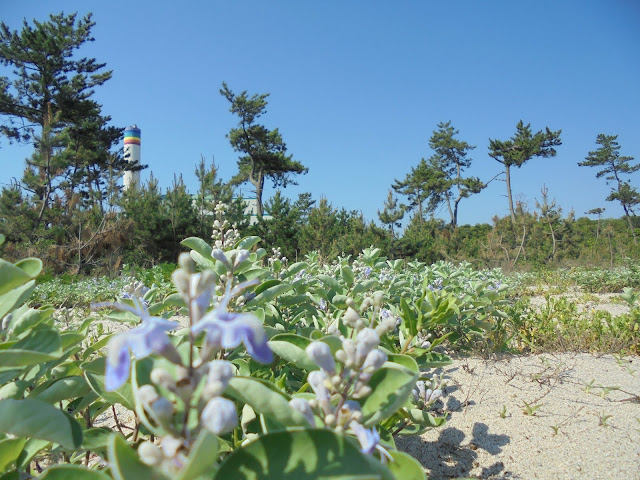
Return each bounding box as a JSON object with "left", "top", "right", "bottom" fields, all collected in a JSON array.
[{"left": 397, "top": 353, "right": 640, "bottom": 480}]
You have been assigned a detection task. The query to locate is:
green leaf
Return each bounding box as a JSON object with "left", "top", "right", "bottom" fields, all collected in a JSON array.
[
  {"left": 8, "top": 307, "right": 54, "bottom": 337},
  {"left": 331, "top": 294, "right": 349, "bottom": 309},
  {"left": 316, "top": 275, "right": 342, "bottom": 293},
  {"left": 213, "top": 429, "right": 392, "bottom": 480},
  {"left": 107, "top": 434, "right": 161, "bottom": 480},
  {"left": 361, "top": 364, "right": 417, "bottom": 427},
  {"left": 225, "top": 376, "right": 308, "bottom": 427},
  {"left": 281, "top": 262, "right": 308, "bottom": 280},
  {"left": 39, "top": 465, "right": 112, "bottom": 480},
  {"left": 16, "top": 439, "right": 50, "bottom": 469},
  {"left": 13, "top": 258, "right": 42, "bottom": 278},
  {"left": 400, "top": 297, "right": 417, "bottom": 336},
  {"left": 406, "top": 409, "right": 446, "bottom": 428},
  {"left": 386, "top": 354, "right": 419, "bottom": 373},
  {"left": 84, "top": 372, "right": 134, "bottom": 410},
  {"left": 177, "top": 429, "right": 219, "bottom": 480},
  {"left": 340, "top": 266, "right": 355, "bottom": 288},
  {"left": 0, "top": 398, "right": 82, "bottom": 449},
  {"left": 0, "top": 381, "right": 28, "bottom": 400},
  {"left": 0, "top": 437, "right": 26, "bottom": 473},
  {"left": 0, "top": 280, "right": 36, "bottom": 320},
  {"left": 246, "top": 284, "right": 293, "bottom": 307},
  {"left": 268, "top": 334, "right": 317, "bottom": 371},
  {"left": 237, "top": 236, "right": 261, "bottom": 250},
  {"left": 82, "top": 428, "right": 114, "bottom": 451},
  {"left": 31, "top": 376, "right": 90, "bottom": 404},
  {"left": 386, "top": 451, "right": 426, "bottom": 480},
  {"left": 415, "top": 352, "right": 452, "bottom": 369},
  {"left": 180, "top": 237, "right": 212, "bottom": 258},
  {"left": 0, "top": 328, "right": 62, "bottom": 367},
  {"left": 0, "top": 260, "right": 34, "bottom": 296}
]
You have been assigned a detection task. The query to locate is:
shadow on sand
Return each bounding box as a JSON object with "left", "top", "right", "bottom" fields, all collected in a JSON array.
[{"left": 396, "top": 423, "right": 510, "bottom": 480}]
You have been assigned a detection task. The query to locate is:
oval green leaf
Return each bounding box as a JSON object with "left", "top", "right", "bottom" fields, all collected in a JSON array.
[
  {"left": 0, "top": 398, "right": 82, "bottom": 449},
  {"left": 214, "top": 429, "right": 392, "bottom": 480}
]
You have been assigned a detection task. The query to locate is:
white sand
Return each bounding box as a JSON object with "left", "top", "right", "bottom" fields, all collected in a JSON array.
[{"left": 397, "top": 353, "right": 640, "bottom": 479}]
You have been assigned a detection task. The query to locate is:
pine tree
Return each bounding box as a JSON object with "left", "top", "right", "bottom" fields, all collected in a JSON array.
[
  {"left": 489, "top": 121, "right": 562, "bottom": 224},
  {"left": 428, "top": 121, "right": 485, "bottom": 227},
  {"left": 0, "top": 12, "right": 122, "bottom": 228},
  {"left": 377, "top": 190, "right": 404, "bottom": 236},
  {"left": 579, "top": 134, "right": 639, "bottom": 243},
  {"left": 220, "top": 82, "right": 307, "bottom": 218}
]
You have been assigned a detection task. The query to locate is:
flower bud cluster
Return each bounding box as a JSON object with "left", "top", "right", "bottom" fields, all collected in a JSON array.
[
  {"left": 138, "top": 437, "right": 187, "bottom": 471},
  {"left": 377, "top": 308, "right": 400, "bottom": 336},
  {"left": 120, "top": 278, "right": 151, "bottom": 300},
  {"left": 304, "top": 327, "right": 388, "bottom": 428},
  {"left": 211, "top": 202, "right": 240, "bottom": 249},
  {"left": 267, "top": 247, "right": 288, "bottom": 275},
  {"left": 412, "top": 373, "right": 446, "bottom": 409},
  {"left": 172, "top": 259, "right": 216, "bottom": 323},
  {"left": 427, "top": 278, "right": 443, "bottom": 291},
  {"left": 137, "top": 382, "right": 178, "bottom": 430},
  {"left": 414, "top": 331, "right": 433, "bottom": 349}
]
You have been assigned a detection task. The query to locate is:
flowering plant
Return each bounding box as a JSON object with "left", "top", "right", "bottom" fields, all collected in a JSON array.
[{"left": 0, "top": 217, "right": 510, "bottom": 478}]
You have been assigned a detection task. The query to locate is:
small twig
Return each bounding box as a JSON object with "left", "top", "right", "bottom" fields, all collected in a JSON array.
[
  {"left": 112, "top": 405, "right": 126, "bottom": 436},
  {"left": 391, "top": 420, "right": 409, "bottom": 436}
]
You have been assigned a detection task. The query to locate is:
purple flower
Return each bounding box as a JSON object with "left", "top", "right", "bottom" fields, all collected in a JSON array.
[
  {"left": 191, "top": 280, "right": 272, "bottom": 364},
  {"left": 93, "top": 298, "right": 178, "bottom": 391},
  {"left": 349, "top": 421, "right": 392, "bottom": 462}
]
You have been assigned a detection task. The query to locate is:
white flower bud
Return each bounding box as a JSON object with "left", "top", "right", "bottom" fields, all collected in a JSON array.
[
  {"left": 289, "top": 397, "right": 315, "bottom": 426},
  {"left": 324, "top": 414, "right": 336, "bottom": 427},
  {"left": 361, "top": 298, "right": 373, "bottom": 310},
  {"left": 342, "top": 307, "right": 360, "bottom": 326},
  {"left": 150, "top": 397, "right": 173, "bottom": 422},
  {"left": 211, "top": 249, "right": 231, "bottom": 268},
  {"left": 355, "top": 328, "right": 380, "bottom": 366},
  {"left": 172, "top": 269, "right": 191, "bottom": 299},
  {"left": 205, "top": 360, "right": 234, "bottom": 397},
  {"left": 372, "top": 291, "right": 384, "bottom": 307},
  {"left": 137, "top": 385, "right": 159, "bottom": 405},
  {"left": 2, "top": 314, "right": 12, "bottom": 331},
  {"left": 307, "top": 370, "right": 332, "bottom": 415},
  {"left": 340, "top": 338, "right": 357, "bottom": 368},
  {"left": 352, "top": 385, "right": 372, "bottom": 399},
  {"left": 362, "top": 349, "right": 387, "bottom": 374},
  {"left": 138, "top": 442, "right": 163, "bottom": 466},
  {"left": 161, "top": 436, "right": 183, "bottom": 458},
  {"left": 234, "top": 249, "right": 251, "bottom": 267},
  {"left": 305, "top": 342, "right": 336, "bottom": 374},
  {"left": 201, "top": 397, "right": 238, "bottom": 435},
  {"left": 178, "top": 252, "right": 196, "bottom": 273}
]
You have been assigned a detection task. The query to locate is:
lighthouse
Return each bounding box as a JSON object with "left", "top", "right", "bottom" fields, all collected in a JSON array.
[{"left": 123, "top": 125, "right": 141, "bottom": 190}]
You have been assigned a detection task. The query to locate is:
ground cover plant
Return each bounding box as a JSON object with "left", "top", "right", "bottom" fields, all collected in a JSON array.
[
  {"left": 2, "top": 203, "right": 639, "bottom": 479},
  {"left": 2, "top": 207, "right": 508, "bottom": 479}
]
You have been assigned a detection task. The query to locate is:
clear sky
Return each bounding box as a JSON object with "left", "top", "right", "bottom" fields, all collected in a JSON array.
[{"left": 2, "top": 1, "right": 639, "bottom": 227}]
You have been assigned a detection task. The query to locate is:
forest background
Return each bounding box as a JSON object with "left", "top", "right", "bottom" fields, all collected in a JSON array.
[{"left": 1, "top": 4, "right": 639, "bottom": 274}]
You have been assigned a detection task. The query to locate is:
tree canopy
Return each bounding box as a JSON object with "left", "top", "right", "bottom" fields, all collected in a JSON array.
[
  {"left": 220, "top": 82, "right": 307, "bottom": 218},
  {"left": 488, "top": 120, "right": 562, "bottom": 224}
]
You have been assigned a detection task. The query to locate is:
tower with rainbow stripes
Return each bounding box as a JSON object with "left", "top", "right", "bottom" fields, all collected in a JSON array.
[{"left": 123, "top": 125, "right": 141, "bottom": 190}]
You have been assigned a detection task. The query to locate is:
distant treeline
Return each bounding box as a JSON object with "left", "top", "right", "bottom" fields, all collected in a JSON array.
[{"left": 1, "top": 173, "right": 638, "bottom": 273}]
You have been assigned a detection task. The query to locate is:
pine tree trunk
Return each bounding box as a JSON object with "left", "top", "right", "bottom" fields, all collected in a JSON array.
[{"left": 505, "top": 165, "right": 516, "bottom": 224}]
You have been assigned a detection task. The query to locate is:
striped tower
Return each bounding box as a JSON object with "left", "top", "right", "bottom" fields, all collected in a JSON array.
[{"left": 123, "top": 125, "right": 141, "bottom": 190}]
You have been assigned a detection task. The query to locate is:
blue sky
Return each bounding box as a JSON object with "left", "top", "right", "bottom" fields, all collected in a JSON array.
[{"left": 2, "top": 1, "right": 639, "bottom": 226}]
